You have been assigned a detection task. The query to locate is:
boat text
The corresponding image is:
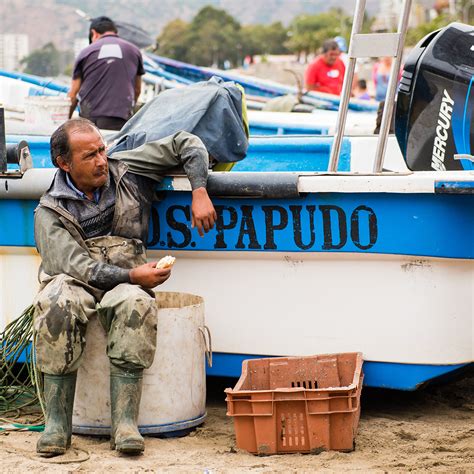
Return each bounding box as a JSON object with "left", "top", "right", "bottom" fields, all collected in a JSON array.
[
  {"left": 431, "top": 89, "right": 454, "bottom": 171},
  {"left": 148, "top": 203, "right": 378, "bottom": 252}
]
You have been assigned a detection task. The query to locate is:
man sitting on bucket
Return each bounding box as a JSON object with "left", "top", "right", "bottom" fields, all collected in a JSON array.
[{"left": 33, "top": 118, "right": 216, "bottom": 456}]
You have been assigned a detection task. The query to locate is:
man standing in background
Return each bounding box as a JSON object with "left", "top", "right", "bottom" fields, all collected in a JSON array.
[
  {"left": 305, "top": 40, "right": 345, "bottom": 96},
  {"left": 68, "top": 16, "right": 145, "bottom": 130}
]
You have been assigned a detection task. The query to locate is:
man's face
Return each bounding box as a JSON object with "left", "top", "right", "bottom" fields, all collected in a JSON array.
[
  {"left": 323, "top": 48, "right": 340, "bottom": 66},
  {"left": 60, "top": 128, "right": 108, "bottom": 193}
]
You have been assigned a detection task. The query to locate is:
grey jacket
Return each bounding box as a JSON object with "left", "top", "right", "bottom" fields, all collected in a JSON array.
[{"left": 34, "top": 131, "right": 209, "bottom": 291}]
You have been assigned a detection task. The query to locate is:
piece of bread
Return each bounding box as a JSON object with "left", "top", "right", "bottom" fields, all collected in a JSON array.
[{"left": 155, "top": 255, "right": 176, "bottom": 269}]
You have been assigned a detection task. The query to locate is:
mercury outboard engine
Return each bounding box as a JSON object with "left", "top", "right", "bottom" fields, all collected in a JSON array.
[{"left": 395, "top": 22, "right": 474, "bottom": 171}]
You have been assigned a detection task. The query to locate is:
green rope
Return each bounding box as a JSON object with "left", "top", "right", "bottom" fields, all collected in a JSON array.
[{"left": 0, "top": 305, "right": 44, "bottom": 425}]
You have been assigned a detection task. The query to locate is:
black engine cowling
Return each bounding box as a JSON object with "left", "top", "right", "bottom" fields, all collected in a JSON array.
[{"left": 395, "top": 22, "right": 474, "bottom": 171}]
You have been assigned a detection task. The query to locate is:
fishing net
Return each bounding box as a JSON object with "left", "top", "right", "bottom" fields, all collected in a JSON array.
[{"left": 0, "top": 305, "right": 44, "bottom": 425}]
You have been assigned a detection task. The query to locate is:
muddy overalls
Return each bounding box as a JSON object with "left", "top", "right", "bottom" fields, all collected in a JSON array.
[{"left": 33, "top": 235, "right": 158, "bottom": 374}]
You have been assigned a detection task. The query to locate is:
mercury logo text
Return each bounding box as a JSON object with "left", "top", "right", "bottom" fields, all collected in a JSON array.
[{"left": 431, "top": 89, "right": 454, "bottom": 171}]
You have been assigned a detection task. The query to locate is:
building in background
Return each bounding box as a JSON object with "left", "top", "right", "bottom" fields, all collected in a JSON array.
[{"left": 0, "top": 34, "right": 29, "bottom": 71}]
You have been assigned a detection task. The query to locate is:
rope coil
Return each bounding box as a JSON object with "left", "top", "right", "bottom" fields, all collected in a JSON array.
[{"left": 0, "top": 305, "right": 44, "bottom": 424}]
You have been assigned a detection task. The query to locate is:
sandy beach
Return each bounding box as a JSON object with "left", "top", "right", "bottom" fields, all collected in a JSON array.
[{"left": 1, "top": 367, "right": 472, "bottom": 473}]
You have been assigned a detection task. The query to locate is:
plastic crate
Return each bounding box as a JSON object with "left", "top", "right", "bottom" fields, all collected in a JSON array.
[{"left": 225, "top": 352, "right": 363, "bottom": 455}]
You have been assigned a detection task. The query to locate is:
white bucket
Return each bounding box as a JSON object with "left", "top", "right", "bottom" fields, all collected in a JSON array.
[
  {"left": 72, "top": 292, "right": 211, "bottom": 435},
  {"left": 24, "top": 95, "right": 70, "bottom": 126}
]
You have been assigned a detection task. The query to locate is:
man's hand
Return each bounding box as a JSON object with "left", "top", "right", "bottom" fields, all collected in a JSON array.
[
  {"left": 68, "top": 78, "right": 81, "bottom": 118},
  {"left": 129, "top": 262, "right": 171, "bottom": 288},
  {"left": 191, "top": 187, "right": 217, "bottom": 237}
]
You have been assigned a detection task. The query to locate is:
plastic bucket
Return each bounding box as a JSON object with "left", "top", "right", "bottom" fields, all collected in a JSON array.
[
  {"left": 72, "top": 292, "right": 211, "bottom": 436},
  {"left": 24, "top": 95, "right": 70, "bottom": 126}
]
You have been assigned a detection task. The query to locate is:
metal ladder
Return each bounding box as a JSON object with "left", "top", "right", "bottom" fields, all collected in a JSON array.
[{"left": 328, "top": 0, "right": 413, "bottom": 173}]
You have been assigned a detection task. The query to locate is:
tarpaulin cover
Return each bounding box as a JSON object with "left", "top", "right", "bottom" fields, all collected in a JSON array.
[{"left": 109, "top": 76, "right": 248, "bottom": 163}]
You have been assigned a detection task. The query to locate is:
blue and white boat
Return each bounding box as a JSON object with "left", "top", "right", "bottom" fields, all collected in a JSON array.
[
  {"left": 145, "top": 53, "right": 379, "bottom": 113},
  {"left": 1, "top": 3, "right": 472, "bottom": 390},
  {"left": 2, "top": 135, "right": 472, "bottom": 391},
  {"left": 1, "top": 67, "right": 376, "bottom": 138}
]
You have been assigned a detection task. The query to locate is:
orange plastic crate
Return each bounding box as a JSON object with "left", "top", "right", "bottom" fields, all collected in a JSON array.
[{"left": 225, "top": 352, "right": 363, "bottom": 455}]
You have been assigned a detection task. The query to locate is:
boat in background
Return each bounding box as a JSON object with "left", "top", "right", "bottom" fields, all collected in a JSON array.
[
  {"left": 1, "top": 67, "right": 377, "bottom": 138},
  {"left": 0, "top": 68, "right": 182, "bottom": 118},
  {"left": 146, "top": 53, "right": 379, "bottom": 113}
]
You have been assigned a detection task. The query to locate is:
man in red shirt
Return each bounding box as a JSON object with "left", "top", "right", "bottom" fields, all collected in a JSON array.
[{"left": 305, "top": 40, "right": 346, "bottom": 96}]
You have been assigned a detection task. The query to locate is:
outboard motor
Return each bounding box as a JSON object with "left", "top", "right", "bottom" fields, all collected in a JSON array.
[{"left": 395, "top": 22, "right": 474, "bottom": 171}]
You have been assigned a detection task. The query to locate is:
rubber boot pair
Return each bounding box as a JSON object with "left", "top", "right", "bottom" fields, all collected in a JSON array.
[
  {"left": 110, "top": 364, "right": 145, "bottom": 455},
  {"left": 36, "top": 372, "right": 77, "bottom": 456}
]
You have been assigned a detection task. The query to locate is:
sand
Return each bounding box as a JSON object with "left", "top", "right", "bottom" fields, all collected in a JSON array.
[{"left": 1, "top": 368, "right": 472, "bottom": 473}]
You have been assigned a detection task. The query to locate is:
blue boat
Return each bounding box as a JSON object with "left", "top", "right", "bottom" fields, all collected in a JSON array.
[
  {"left": 0, "top": 69, "right": 69, "bottom": 94},
  {"left": 2, "top": 67, "right": 376, "bottom": 138},
  {"left": 146, "top": 53, "right": 379, "bottom": 113}
]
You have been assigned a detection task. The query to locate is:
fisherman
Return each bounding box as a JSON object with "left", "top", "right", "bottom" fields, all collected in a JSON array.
[
  {"left": 68, "top": 16, "right": 144, "bottom": 130},
  {"left": 305, "top": 40, "right": 346, "bottom": 96},
  {"left": 33, "top": 118, "right": 216, "bottom": 456}
]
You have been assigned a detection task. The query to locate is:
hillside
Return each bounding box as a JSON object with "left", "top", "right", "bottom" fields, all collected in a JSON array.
[{"left": 1, "top": 0, "right": 380, "bottom": 51}]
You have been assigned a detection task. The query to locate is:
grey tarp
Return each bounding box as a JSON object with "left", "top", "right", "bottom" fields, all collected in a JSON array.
[{"left": 108, "top": 76, "right": 248, "bottom": 163}]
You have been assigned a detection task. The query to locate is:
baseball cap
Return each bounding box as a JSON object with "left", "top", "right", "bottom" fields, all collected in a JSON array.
[{"left": 334, "top": 36, "right": 347, "bottom": 53}]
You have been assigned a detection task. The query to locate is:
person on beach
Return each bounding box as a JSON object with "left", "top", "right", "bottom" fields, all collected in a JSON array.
[
  {"left": 354, "top": 79, "right": 371, "bottom": 100},
  {"left": 372, "top": 56, "right": 393, "bottom": 102},
  {"left": 305, "top": 40, "right": 346, "bottom": 96},
  {"left": 33, "top": 118, "right": 216, "bottom": 457},
  {"left": 68, "top": 16, "right": 145, "bottom": 130}
]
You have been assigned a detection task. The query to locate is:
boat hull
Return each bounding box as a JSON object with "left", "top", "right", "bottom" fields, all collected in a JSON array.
[{"left": 1, "top": 186, "right": 472, "bottom": 390}]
